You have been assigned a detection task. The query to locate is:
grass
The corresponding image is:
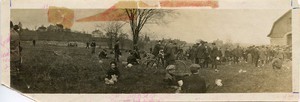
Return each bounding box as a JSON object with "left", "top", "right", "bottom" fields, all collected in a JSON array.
[{"left": 11, "top": 41, "right": 292, "bottom": 93}]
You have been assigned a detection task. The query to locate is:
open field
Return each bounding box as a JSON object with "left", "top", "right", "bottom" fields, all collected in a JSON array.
[{"left": 11, "top": 42, "right": 292, "bottom": 93}]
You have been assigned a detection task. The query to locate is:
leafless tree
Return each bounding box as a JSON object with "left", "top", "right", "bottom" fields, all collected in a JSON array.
[
  {"left": 96, "top": 22, "right": 126, "bottom": 49},
  {"left": 124, "top": 9, "right": 176, "bottom": 49}
]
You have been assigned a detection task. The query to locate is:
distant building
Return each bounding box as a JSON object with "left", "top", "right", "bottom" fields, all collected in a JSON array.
[
  {"left": 268, "top": 10, "right": 291, "bottom": 45},
  {"left": 37, "top": 25, "right": 47, "bottom": 32},
  {"left": 92, "top": 30, "right": 105, "bottom": 38},
  {"left": 47, "top": 24, "right": 64, "bottom": 32}
]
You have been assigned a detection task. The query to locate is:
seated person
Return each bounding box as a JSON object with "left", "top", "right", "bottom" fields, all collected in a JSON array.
[
  {"left": 163, "top": 65, "right": 188, "bottom": 92},
  {"left": 132, "top": 50, "right": 141, "bottom": 60},
  {"left": 272, "top": 57, "right": 282, "bottom": 69},
  {"left": 99, "top": 49, "right": 108, "bottom": 59},
  {"left": 104, "top": 61, "right": 120, "bottom": 85},
  {"left": 181, "top": 66, "right": 207, "bottom": 93},
  {"left": 127, "top": 51, "right": 139, "bottom": 65}
]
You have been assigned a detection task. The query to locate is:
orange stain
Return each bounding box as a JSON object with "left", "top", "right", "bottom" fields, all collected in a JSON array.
[
  {"left": 160, "top": 0, "right": 219, "bottom": 8},
  {"left": 48, "top": 6, "right": 74, "bottom": 28},
  {"left": 76, "top": 0, "right": 219, "bottom": 22}
]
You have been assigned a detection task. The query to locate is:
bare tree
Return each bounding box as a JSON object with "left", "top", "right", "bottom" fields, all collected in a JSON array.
[
  {"left": 124, "top": 9, "right": 176, "bottom": 49},
  {"left": 97, "top": 22, "right": 126, "bottom": 49}
]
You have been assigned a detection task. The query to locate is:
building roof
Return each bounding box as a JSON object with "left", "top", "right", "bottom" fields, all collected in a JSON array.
[{"left": 267, "top": 10, "right": 291, "bottom": 38}]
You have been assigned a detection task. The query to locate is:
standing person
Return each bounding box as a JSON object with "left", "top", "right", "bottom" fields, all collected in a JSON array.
[
  {"left": 211, "top": 44, "right": 222, "bottom": 70},
  {"left": 236, "top": 46, "right": 243, "bottom": 62},
  {"left": 242, "top": 48, "right": 247, "bottom": 63},
  {"left": 232, "top": 48, "right": 238, "bottom": 64},
  {"left": 203, "top": 43, "right": 211, "bottom": 68},
  {"left": 182, "top": 65, "right": 207, "bottom": 93},
  {"left": 133, "top": 46, "right": 141, "bottom": 60},
  {"left": 86, "top": 41, "right": 90, "bottom": 49},
  {"left": 114, "top": 40, "right": 121, "bottom": 62},
  {"left": 259, "top": 46, "right": 267, "bottom": 67},
  {"left": 90, "top": 40, "right": 96, "bottom": 54},
  {"left": 32, "top": 39, "right": 36, "bottom": 46},
  {"left": 152, "top": 40, "right": 162, "bottom": 57},
  {"left": 233, "top": 46, "right": 242, "bottom": 64},
  {"left": 196, "top": 41, "right": 206, "bottom": 68},
  {"left": 191, "top": 44, "right": 198, "bottom": 63},
  {"left": 224, "top": 48, "right": 231, "bottom": 64},
  {"left": 220, "top": 47, "right": 226, "bottom": 63},
  {"left": 10, "top": 21, "right": 22, "bottom": 75},
  {"left": 247, "top": 47, "right": 252, "bottom": 64},
  {"left": 252, "top": 46, "right": 260, "bottom": 67},
  {"left": 186, "top": 46, "right": 191, "bottom": 60},
  {"left": 164, "top": 41, "right": 176, "bottom": 66}
]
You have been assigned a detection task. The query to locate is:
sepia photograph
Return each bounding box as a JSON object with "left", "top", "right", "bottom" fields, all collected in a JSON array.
[{"left": 10, "top": 8, "right": 292, "bottom": 93}]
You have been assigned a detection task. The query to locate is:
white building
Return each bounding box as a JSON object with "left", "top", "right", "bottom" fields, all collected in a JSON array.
[{"left": 267, "top": 10, "right": 292, "bottom": 45}]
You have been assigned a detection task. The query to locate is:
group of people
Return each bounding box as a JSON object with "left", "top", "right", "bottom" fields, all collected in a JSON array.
[
  {"left": 186, "top": 42, "right": 292, "bottom": 69},
  {"left": 103, "top": 39, "right": 291, "bottom": 93},
  {"left": 186, "top": 41, "right": 222, "bottom": 70},
  {"left": 104, "top": 61, "right": 207, "bottom": 93},
  {"left": 86, "top": 40, "right": 97, "bottom": 53}
]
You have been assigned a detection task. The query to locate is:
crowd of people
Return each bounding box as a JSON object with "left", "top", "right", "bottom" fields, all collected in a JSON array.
[
  {"left": 10, "top": 19, "right": 292, "bottom": 93},
  {"left": 187, "top": 43, "right": 292, "bottom": 69},
  {"left": 102, "top": 39, "right": 292, "bottom": 93}
]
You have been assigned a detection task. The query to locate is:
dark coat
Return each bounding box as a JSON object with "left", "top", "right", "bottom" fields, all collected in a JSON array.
[
  {"left": 164, "top": 44, "right": 176, "bottom": 61},
  {"left": 196, "top": 45, "right": 206, "bottom": 59},
  {"left": 127, "top": 55, "right": 138, "bottom": 65},
  {"left": 211, "top": 47, "right": 221, "bottom": 58},
  {"left": 152, "top": 44, "right": 161, "bottom": 56},
  {"left": 105, "top": 68, "right": 120, "bottom": 79},
  {"left": 114, "top": 43, "right": 121, "bottom": 55},
  {"left": 90, "top": 42, "right": 96, "bottom": 47},
  {"left": 182, "top": 74, "right": 207, "bottom": 93}
]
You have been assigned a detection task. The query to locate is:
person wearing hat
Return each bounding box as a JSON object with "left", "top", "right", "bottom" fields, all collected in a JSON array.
[
  {"left": 152, "top": 40, "right": 162, "bottom": 57},
  {"left": 10, "top": 21, "right": 22, "bottom": 77},
  {"left": 181, "top": 65, "right": 207, "bottom": 93},
  {"left": 163, "top": 65, "right": 185, "bottom": 91}
]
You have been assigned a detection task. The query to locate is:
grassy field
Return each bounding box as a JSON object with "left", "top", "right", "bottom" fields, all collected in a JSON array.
[{"left": 11, "top": 42, "right": 292, "bottom": 93}]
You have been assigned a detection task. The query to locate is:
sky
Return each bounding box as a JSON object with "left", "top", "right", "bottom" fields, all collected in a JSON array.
[{"left": 11, "top": 9, "right": 289, "bottom": 44}]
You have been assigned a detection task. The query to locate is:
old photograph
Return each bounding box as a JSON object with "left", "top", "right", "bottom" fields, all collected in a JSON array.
[{"left": 10, "top": 8, "right": 292, "bottom": 93}]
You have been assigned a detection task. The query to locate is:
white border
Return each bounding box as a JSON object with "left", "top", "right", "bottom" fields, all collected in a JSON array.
[{"left": 1, "top": 0, "right": 299, "bottom": 101}]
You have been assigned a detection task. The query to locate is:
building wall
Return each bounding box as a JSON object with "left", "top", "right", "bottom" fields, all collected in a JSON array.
[
  {"left": 269, "top": 10, "right": 292, "bottom": 45},
  {"left": 270, "top": 38, "right": 286, "bottom": 45}
]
